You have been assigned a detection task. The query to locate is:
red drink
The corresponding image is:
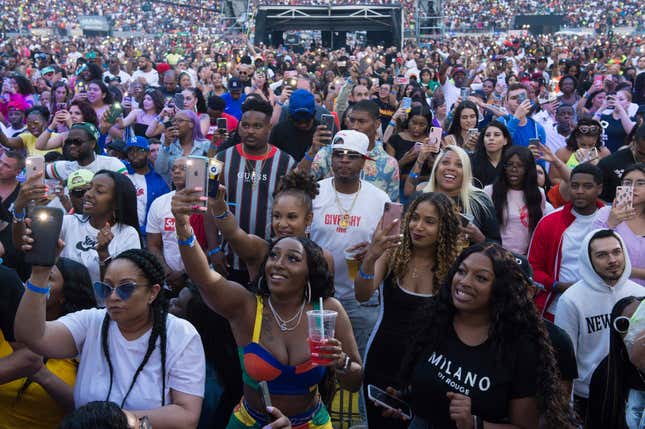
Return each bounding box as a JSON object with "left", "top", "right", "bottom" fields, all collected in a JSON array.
[{"left": 308, "top": 337, "right": 334, "bottom": 365}]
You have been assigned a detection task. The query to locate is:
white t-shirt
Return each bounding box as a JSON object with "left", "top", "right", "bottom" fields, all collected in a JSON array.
[
  {"left": 442, "top": 79, "right": 460, "bottom": 111},
  {"left": 132, "top": 69, "right": 160, "bottom": 87},
  {"left": 128, "top": 173, "right": 148, "bottom": 227},
  {"left": 58, "top": 308, "right": 205, "bottom": 410},
  {"left": 146, "top": 191, "right": 183, "bottom": 272},
  {"left": 60, "top": 215, "right": 141, "bottom": 282},
  {"left": 47, "top": 155, "right": 128, "bottom": 181},
  {"left": 310, "top": 178, "right": 390, "bottom": 299},
  {"left": 103, "top": 70, "right": 132, "bottom": 86}
]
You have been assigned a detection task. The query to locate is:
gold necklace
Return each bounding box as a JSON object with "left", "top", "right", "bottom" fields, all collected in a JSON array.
[
  {"left": 333, "top": 180, "right": 361, "bottom": 228},
  {"left": 411, "top": 261, "right": 434, "bottom": 279},
  {"left": 242, "top": 146, "right": 270, "bottom": 189}
]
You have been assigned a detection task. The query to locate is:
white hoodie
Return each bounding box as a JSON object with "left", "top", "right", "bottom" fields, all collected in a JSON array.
[{"left": 554, "top": 229, "right": 644, "bottom": 398}]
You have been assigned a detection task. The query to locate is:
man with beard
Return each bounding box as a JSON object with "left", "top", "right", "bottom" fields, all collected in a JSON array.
[
  {"left": 555, "top": 229, "right": 643, "bottom": 419},
  {"left": 125, "top": 136, "right": 169, "bottom": 237},
  {"left": 45, "top": 123, "right": 127, "bottom": 181},
  {"left": 131, "top": 55, "right": 159, "bottom": 86}
]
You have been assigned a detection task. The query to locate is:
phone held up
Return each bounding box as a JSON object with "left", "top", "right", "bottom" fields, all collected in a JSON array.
[
  {"left": 383, "top": 202, "right": 404, "bottom": 235},
  {"left": 26, "top": 155, "right": 45, "bottom": 185},
  {"left": 186, "top": 156, "right": 209, "bottom": 210},
  {"left": 615, "top": 186, "right": 633, "bottom": 209},
  {"left": 25, "top": 207, "right": 64, "bottom": 267}
]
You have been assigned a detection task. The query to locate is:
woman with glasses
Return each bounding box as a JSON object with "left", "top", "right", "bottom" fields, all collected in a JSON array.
[
  {"left": 484, "top": 146, "right": 546, "bottom": 255},
  {"left": 0, "top": 258, "right": 95, "bottom": 429},
  {"left": 550, "top": 119, "right": 610, "bottom": 184},
  {"left": 587, "top": 296, "right": 645, "bottom": 429},
  {"left": 13, "top": 248, "right": 205, "bottom": 429},
  {"left": 154, "top": 110, "right": 210, "bottom": 185},
  {"left": 13, "top": 169, "right": 141, "bottom": 283},
  {"left": 35, "top": 100, "right": 99, "bottom": 152},
  {"left": 593, "top": 164, "right": 645, "bottom": 286}
]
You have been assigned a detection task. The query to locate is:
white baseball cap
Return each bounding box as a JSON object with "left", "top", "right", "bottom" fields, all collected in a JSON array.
[{"left": 331, "top": 130, "right": 372, "bottom": 159}]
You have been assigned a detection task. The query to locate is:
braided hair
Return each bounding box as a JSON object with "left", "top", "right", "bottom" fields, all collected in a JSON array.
[
  {"left": 400, "top": 243, "right": 573, "bottom": 428},
  {"left": 101, "top": 249, "right": 169, "bottom": 408}
]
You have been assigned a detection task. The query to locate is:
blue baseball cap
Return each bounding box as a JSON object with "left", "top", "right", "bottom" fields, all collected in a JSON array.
[
  {"left": 228, "top": 77, "right": 243, "bottom": 92},
  {"left": 289, "top": 89, "right": 315, "bottom": 121},
  {"left": 125, "top": 136, "right": 150, "bottom": 151}
]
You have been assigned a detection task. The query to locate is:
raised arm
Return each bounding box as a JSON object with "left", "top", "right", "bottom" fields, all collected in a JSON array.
[
  {"left": 354, "top": 219, "right": 399, "bottom": 302},
  {"left": 171, "top": 187, "right": 255, "bottom": 321},
  {"left": 0, "top": 128, "right": 25, "bottom": 150}
]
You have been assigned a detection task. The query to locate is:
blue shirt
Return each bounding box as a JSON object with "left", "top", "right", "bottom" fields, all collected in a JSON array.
[
  {"left": 221, "top": 92, "right": 247, "bottom": 120},
  {"left": 154, "top": 138, "right": 210, "bottom": 185},
  {"left": 496, "top": 115, "right": 546, "bottom": 148}
]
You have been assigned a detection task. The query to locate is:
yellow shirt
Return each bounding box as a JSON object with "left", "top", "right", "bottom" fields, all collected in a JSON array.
[
  {"left": 18, "top": 132, "right": 62, "bottom": 157},
  {"left": 0, "top": 329, "right": 77, "bottom": 429}
]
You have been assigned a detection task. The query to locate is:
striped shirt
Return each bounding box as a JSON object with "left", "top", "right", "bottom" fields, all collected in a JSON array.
[{"left": 216, "top": 144, "right": 295, "bottom": 269}]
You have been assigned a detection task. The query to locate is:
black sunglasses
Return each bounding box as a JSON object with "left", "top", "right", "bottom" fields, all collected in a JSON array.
[
  {"left": 332, "top": 150, "right": 363, "bottom": 160},
  {"left": 70, "top": 188, "right": 88, "bottom": 198},
  {"left": 64, "top": 138, "right": 87, "bottom": 146},
  {"left": 93, "top": 281, "right": 139, "bottom": 307}
]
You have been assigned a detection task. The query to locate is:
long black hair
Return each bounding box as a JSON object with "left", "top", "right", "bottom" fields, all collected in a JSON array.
[
  {"left": 400, "top": 104, "right": 433, "bottom": 135},
  {"left": 252, "top": 236, "right": 334, "bottom": 301},
  {"left": 594, "top": 296, "right": 644, "bottom": 429},
  {"left": 56, "top": 257, "right": 96, "bottom": 314},
  {"left": 473, "top": 121, "right": 512, "bottom": 159},
  {"left": 88, "top": 80, "right": 114, "bottom": 105},
  {"left": 446, "top": 100, "right": 479, "bottom": 144},
  {"left": 101, "top": 249, "right": 168, "bottom": 408},
  {"left": 185, "top": 87, "right": 207, "bottom": 114},
  {"left": 401, "top": 243, "right": 573, "bottom": 428},
  {"left": 492, "top": 146, "right": 543, "bottom": 235}
]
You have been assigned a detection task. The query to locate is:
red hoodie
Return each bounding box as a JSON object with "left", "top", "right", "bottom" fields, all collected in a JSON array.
[{"left": 528, "top": 201, "right": 604, "bottom": 320}]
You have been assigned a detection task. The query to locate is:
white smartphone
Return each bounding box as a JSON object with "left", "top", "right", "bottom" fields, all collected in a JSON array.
[
  {"left": 367, "top": 384, "right": 412, "bottom": 420},
  {"left": 186, "top": 156, "right": 208, "bottom": 210},
  {"left": 25, "top": 155, "right": 45, "bottom": 184}
]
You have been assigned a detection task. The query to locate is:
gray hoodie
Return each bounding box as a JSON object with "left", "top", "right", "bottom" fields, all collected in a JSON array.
[{"left": 554, "top": 229, "right": 644, "bottom": 398}]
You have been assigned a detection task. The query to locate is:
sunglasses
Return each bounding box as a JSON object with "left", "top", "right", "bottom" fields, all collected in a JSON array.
[
  {"left": 332, "top": 150, "right": 363, "bottom": 160},
  {"left": 613, "top": 316, "right": 630, "bottom": 334},
  {"left": 578, "top": 125, "right": 601, "bottom": 135},
  {"left": 64, "top": 138, "right": 87, "bottom": 146},
  {"left": 70, "top": 188, "right": 88, "bottom": 198},
  {"left": 93, "top": 281, "right": 139, "bottom": 307}
]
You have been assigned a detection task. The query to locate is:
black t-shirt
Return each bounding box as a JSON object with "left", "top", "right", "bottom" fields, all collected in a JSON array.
[
  {"left": 0, "top": 265, "right": 24, "bottom": 342},
  {"left": 411, "top": 326, "right": 538, "bottom": 427},
  {"left": 269, "top": 119, "right": 318, "bottom": 162},
  {"left": 470, "top": 152, "right": 501, "bottom": 189},
  {"left": 544, "top": 320, "right": 578, "bottom": 381},
  {"left": 597, "top": 148, "right": 635, "bottom": 203},
  {"left": 374, "top": 98, "right": 397, "bottom": 132}
]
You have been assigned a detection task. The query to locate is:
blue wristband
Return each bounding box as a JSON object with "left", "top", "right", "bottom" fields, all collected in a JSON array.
[
  {"left": 26, "top": 281, "right": 51, "bottom": 296},
  {"left": 358, "top": 266, "right": 375, "bottom": 280},
  {"left": 208, "top": 246, "right": 222, "bottom": 257},
  {"left": 304, "top": 152, "right": 314, "bottom": 162},
  {"left": 409, "top": 171, "right": 419, "bottom": 180},
  {"left": 389, "top": 120, "right": 396, "bottom": 127},
  {"left": 178, "top": 234, "right": 196, "bottom": 247},
  {"left": 214, "top": 210, "right": 230, "bottom": 220}
]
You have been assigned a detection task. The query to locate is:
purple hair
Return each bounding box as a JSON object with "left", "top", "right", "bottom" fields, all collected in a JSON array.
[{"left": 179, "top": 109, "right": 205, "bottom": 141}]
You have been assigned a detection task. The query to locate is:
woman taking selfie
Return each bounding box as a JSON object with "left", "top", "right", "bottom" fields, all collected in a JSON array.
[
  {"left": 444, "top": 101, "right": 480, "bottom": 152},
  {"left": 587, "top": 296, "right": 645, "bottom": 429},
  {"left": 485, "top": 146, "right": 546, "bottom": 255},
  {"left": 13, "top": 170, "right": 141, "bottom": 283},
  {"left": 110, "top": 88, "right": 165, "bottom": 139},
  {"left": 171, "top": 187, "right": 362, "bottom": 429},
  {"left": 13, "top": 248, "right": 205, "bottom": 429},
  {"left": 0, "top": 258, "right": 95, "bottom": 429},
  {"left": 422, "top": 145, "right": 501, "bottom": 244},
  {"left": 469, "top": 122, "right": 512, "bottom": 188},
  {"left": 394, "top": 243, "right": 573, "bottom": 429},
  {"left": 35, "top": 100, "right": 99, "bottom": 152},
  {"left": 209, "top": 169, "right": 333, "bottom": 282},
  {"left": 357, "top": 192, "right": 464, "bottom": 429}
]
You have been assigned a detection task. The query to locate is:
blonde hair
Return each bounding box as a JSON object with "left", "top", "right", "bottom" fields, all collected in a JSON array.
[{"left": 423, "top": 145, "right": 491, "bottom": 219}]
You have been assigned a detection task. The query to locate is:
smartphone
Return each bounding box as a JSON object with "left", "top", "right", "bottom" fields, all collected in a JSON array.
[
  {"left": 517, "top": 92, "right": 527, "bottom": 104},
  {"left": 207, "top": 158, "right": 224, "bottom": 198},
  {"left": 186, "top": 156, "right": 208, "bottom": 209},
  {"left": 467, "top": 128, "right": 479, "bottom": 136},
  {"left": 383, "top": 202, "right": 404, "bottom": 235},
  {"left": 287, "top": 77, "right": 298, "bottom": 89},
  {"left": 528, "top": 138, "right": 541, "bottom": 147},
  {"left": 173, "top": 93, "right": 185, "bottom": 110},
  {"left": 56, "top": 102, "right": 67, "bottom": 111},
  {"left": 413, "top": 141, "right": 423, "bottom": 153},
  {"left": 216, "top": 117, "right": 228, "bottom": 133},
  {"left": 25, "top": 155, "right": 45, "bottom": 184},
  {"left": 459, "top": 212, "right": 474, "bottom": 227},
  {"left": 583, "top": 147, "right": 599, "bottom": 162},
  {"left": 428, "top": 127, "right": 442, "bottom": 151},
  {"left": 371, "top": 77, "right": 379, "bottom": 87},
  {"left": 25, "top": 206, "right": 64, "bottom": 267},
  {"left": 593, "top": 75, "right": 604, "bottom": 87},
  {"left": 367, "top": 385, "right": 412, "bottom": 420},
  {"left": 321, "top": 114, "right": 335, "bottom": 143},
  {"left": 460, "top": 87, "right": 471, "bottom": 98},
  {"left": 257, "top": 381, "right": 274, "bottom": 420},
  {"left": 394, "top": 76, "right": 409, "bottom": 85},
  {"left": 401, "top": 97, "right": 412, "bottom": 111},
  {"left": 615, "top": 186, "right": 633, "bottom": 209},
  {"left": 106, "top": 102, "right": 124, "bottom": 123}
]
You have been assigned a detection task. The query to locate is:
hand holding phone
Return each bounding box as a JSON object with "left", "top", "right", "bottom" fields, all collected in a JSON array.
[
  {"left": 258, "top": 381, "right": 275, "bottom": 422},
  {"left": 24, "top": 206, "right": 64, "bottom": 267},
  {"left": 615, "top": 186, "right": 634, "bottom": 209},
  {"left": 367, "top": 384, "right": 412, "bottom": 420},
  {"left": 186, "top": 156, "right": 209, "bottom": 211},
  {"left": 216, "top": 117, "right": 228, "bottom": 133},
  {"left": 26, "top": 156, "right": 45, "bottom": 185},
  {"left": 383, "top": 202, "right": 404, "bottom": 235}
]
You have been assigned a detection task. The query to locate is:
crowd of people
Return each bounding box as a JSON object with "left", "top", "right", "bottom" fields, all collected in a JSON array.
[{"left": 0, "top": 27, "right": 644, "bottom": 429}]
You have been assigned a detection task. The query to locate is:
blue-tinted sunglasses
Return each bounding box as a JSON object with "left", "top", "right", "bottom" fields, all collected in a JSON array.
[{"left": 93, "top": 281, "right": 139, "bottom": 307}]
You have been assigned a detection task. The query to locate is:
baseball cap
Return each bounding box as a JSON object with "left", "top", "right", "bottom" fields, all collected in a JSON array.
[
  {"left": 125, "top": 136, "right": 150, "bottom": 151},
  {"left": 71, "top": 122, "right": 100, "bottom": 142},
  {"left": 332, "top": 130, "right": 373, "bottom": 159},
  {"left": 107, "top": 140, "right": 127, "bottom": 155},
  {"left": 452, "top": 66, "right": 467, "bottom": 76},
  {"left": 289, "top": 89, "right": 315, "bottom": 121},
  {"left": 40, "top": 66, "right": 55, "bottom": 76},
  {"left": 228, "top": 77, "right": 243, "bottom": 92},
  {"left": 512, "top": 253, "right": 544, "bottom": 291},
  {"left": 67, "top": 169, "right": 94, "bottom": 191}
]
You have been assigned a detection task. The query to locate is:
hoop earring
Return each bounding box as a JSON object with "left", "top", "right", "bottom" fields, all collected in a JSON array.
[
  {"left": 305, "top": 281, "right": 312, "bottom": 303},
  {"left": 257, "top": 276, "right": 265, "bottom": 292}
]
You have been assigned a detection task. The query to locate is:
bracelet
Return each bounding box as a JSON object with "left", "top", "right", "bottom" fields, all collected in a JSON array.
[
  {"left": 154, "top": 114, "right": 162, "bottom": 122},
  {"left": 409, "top": 171, "right": 419, "bottom": 180},
  {"left": 304, "top": 152, "right": 314, "bottom": 162},
  {"left": 178, "top": 234, "right": 196, "bottom": 247},
  {"left": 46, "top": 127, "right": 55, "bottom": 133},
  {"left": 473, "top": 415, "right": 484, "bottom": 429},
  {"left": 26, "top": 281, "right": 51, "bottom": 296},
  {"left": 213, "top": 210, "right": 230, "bottom": 220},
  {"left": 358, "top": 266, "right": 375, "bottom": 280},
  {"left": 388, "top": 120, "right": 396, "bottom": 128},
  {"left": 207, "top": 246, "right": 222, "bottom": 257},
  {"left": 99, "top": 255, "right": 112, "bottom": 267},
  {"left": 335, "top": 353, "right": 351, "bottom": 374}
]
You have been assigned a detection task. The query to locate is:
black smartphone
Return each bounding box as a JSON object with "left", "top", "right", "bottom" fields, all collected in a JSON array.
[
  {"left": 459, "top": 212, "right": 474, "bottom": 227},
  {"left": 367, "top": 385, "right": 412, "bottom": 420},
  {"left": 106, "top": 102, "right": 124, "bottom": 124},
  {"left": 320, "top": 114, "right": 335, "bottom": 143},
  {"left": 258, "top": 381, "right": 275, "bottom": 422},
  {"left": 173, "top": 93, "right": 185, "bottom": 110},
  {"left": 163, "top": 119, "right": 173, "bottom": 129},
  {"left": 216, "top": 117, "right": 227, "bottom": 133},
  {"left": 25, "top": 206, "right": 64, "bottom": 267}
]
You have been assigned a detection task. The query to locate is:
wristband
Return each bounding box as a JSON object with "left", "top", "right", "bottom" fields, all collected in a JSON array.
[
  {"left": 358, "top": 266, "right": 375, "bottom": 280},
  {"left": 389, "top": 120, "right": 396, "bottom": 128},
  {"left": 208, "top": 246, "right": 222, "bottom": 257},
  {"left": 178, "top": 234, "right": 196, "bottom": 247},
  {"left": 213, "top": 210, "right": 230, "bottom": 220},
  {"left": 26, "top": 281, "right": 51, "bottom": 297},
  {"left": 409, "top": 171, "right": 419, "bottom": 180},
  {"left": 304, "top": 152, "right": 314, "bottom": 162},
  {"left": 46, "top": 127, "right": 55, "bottom": 133}
]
